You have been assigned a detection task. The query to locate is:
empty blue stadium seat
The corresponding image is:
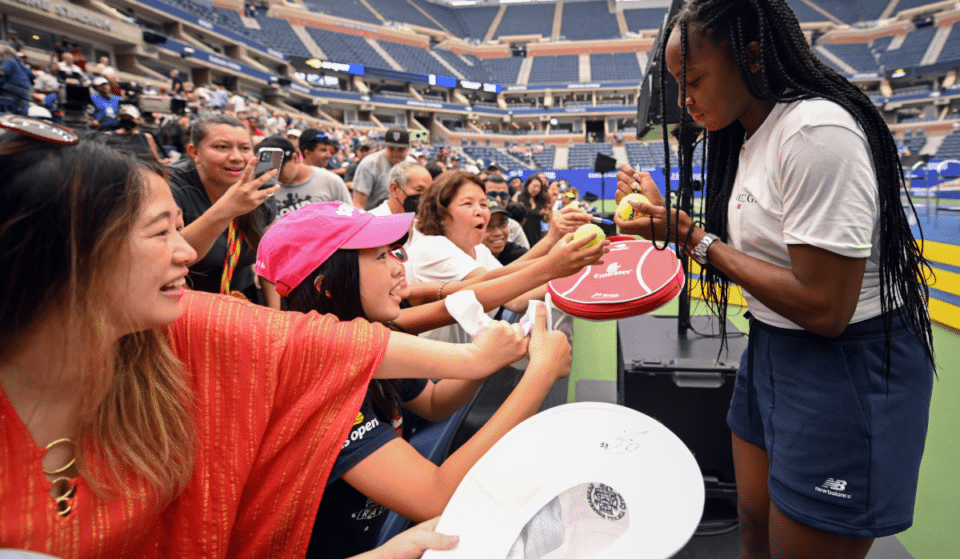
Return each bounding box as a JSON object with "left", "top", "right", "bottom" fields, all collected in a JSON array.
[
  {"left": 622, "top": 8, "right": 668, "bottom": 33},
  {"left": 496, "top": 4, "right": 554, "bottom": 39},
  {"left": 368, "top": 0, "right": 440, "bottom": 31},
  {"left": 560, "top": 1, "right": 620, "bottom": 41},
  {"left": 302, "top": 0, "right": 380, "bottom": 25}
]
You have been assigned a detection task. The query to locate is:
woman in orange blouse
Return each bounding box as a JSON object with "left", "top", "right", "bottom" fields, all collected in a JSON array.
[{"left": 0, "top": 118, "right": 528, "bottom": 558}]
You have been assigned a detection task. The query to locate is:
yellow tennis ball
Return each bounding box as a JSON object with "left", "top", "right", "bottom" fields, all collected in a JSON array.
[
  {"left": 617, "top": 193, "right": 650, "bottom": 221},
  {"left": 573, "top": 223, "right": 605, "bottom": 250}
]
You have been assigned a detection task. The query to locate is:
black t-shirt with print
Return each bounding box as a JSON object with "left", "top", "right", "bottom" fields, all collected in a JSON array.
[{"left": 306, "top": 378, "right": 429, "bottom": 559}]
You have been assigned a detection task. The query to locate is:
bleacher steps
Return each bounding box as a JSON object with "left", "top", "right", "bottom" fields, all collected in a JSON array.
[
  {"left": 518, "top": 56, "right": 534, "bottom": 86},
  {"left": 613, "top": 145, "right": 628, "bottom": 168},
  {"left": 554, "top": 145, "right": 569, "bottom": 169},
  {"left": 553, "top": 2, "right": 563, "bottom": 38},
  {"left": 407, "top": 0, "right": 452, "bottom": 35},
  {"left": 815, "top": 45, "right": 857, "bottom": 75},
  {"left": 800, "top": 0, "right": 844, "bottom": 25},
  {"left": 579, "top": 54, "right": 592, "bottom": 82},
  {"left": 357, "top": 0, "right": 387, "bottom": 24},
  {"left": 485, "top": 6, "right": 506, "bottom": 44},
  {"left": 921, "top": 24, "right": 952, "bottom": 66},
  {"left": 367, "top": 39, "right": 404, "bottom": 71},
  {"left": 291, "top": 24, "right": 326, "bottom": 59},
  {"left": 879, "top": 0, "right": 900, "bottom": 21},
  {"left": 921, "top": 135, "right": 946, "bottom": 157},
  {"left": 431, "top": 51, "right": 465, "bottom": 80},
  {"left": 614, "top": 1, "right": 629, "bottom": 36},
  {"left": 239, "top": 15, "right": 261, "bottom": 30}
]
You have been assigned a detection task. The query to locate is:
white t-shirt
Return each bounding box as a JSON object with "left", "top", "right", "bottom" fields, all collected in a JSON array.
[
  {"left": 727, "top": 98, "right": 881, "bottom": 329},
  {"left": 368, "top": 199, "right": 393, "bottom": 216},
  {"left": 406, "top": 235, "right": 503, "bottom": 343}
]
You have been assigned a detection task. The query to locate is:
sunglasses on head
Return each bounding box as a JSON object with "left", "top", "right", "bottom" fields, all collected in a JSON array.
[{"left": 0, "top": 115, "right": 79, "bottom": 145}]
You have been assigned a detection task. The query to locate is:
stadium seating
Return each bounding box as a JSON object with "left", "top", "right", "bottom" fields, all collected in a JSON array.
[
  {"left": 532, "top": 145, "right": 557, "bottom": 169},
  {"left": 892, "top": 0, "right": 946, "bottom": 16},
  {"left": 559, "top": 1, "right": 620, "bottom": 41},
  {"left": 411, "top": 0, "right": 471, "bottom": 37},
  {"left": 483, "top": 57, "right": 525, "bottom": 85},
  {"left": 463, "top": 146, "right": 526, "bottom": 172},
  {"left": 820, "top": 42, "right": 881, "bottom": 74},
  {"left": 434, "top": 50, "right": 490, "bottom": 82},
  {"left": 302, "top": 0, "right": 381, "bottom": 26},
  {"left": 458, "top": 5, "right": 500, "bottom": 41},
  {"left": 786, "top": 0, "right": 832, "bottom": 22},
  {"left": 495, "top": 4, "right": 554, "bottom": 39},
  {"left": 933, "top": 132, "right": 960, "bottom": 161},
  {"left": 878, "top": 26, "right": 937, "bottom": 70},
  {"left": 379, "top": 41, "right": 452, "bottom": 76},
  {"left": 306, "top": 28, "right": 390, "bottom": 68},
  {"left": 622, "top": 8, "right": 669, "bottom": 33},
  {"left": 253, "top": 14, "right": 312, "bottom": 59},
  {"left": 368, "top": 0, "right": 441, "bottom": 31},
  {"left": 528, "top": 55, "right": 579, "bottom": 84},
  {"left": 568, "top": 142, "right": 614, "bottom": 169},
  {"left": 815, "top": 0, "right": 886, "bottom": 24},
  {"left": 938, "top": 23, "right": 960, "bottom": 63}
]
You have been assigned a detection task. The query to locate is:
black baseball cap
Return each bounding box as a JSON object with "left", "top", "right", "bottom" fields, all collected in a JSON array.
[
  {"left": 487, "top": 199, "right": 508, "bottom": 216},
  {"left": 383, "top": 127, "right": 410, "bottom": 148}
]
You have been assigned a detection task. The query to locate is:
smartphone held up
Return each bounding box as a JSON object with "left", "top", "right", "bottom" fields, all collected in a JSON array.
[{"left": 254, "top": 147, "right": 284, "bottom": 188}]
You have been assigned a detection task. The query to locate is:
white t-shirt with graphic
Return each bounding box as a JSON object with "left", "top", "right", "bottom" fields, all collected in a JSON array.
[{"left": 726, "top": 98, "right": 881, "bottom": 329}]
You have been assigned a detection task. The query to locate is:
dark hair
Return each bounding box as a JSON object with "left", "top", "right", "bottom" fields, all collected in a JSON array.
[
  {"left": 189, "top": 114, "right": 266, "bottom": 251},
  {"left": 416, "top": 170, "right": 485, "bottom": 236},
  {"left": 424, "top": 161, "right": 444, "bottom": 179},
  {"left": 285, "top": 249, "right": 401, "bottom": 420},
  {"left": 663, "top": 0, "right": 933, "bottom": 370},
  {"left": 505, "top": 201, "right": 527, "bottom": 224},
  {"left": 517, "top": 175, "right": 548, "bottom": 211}
]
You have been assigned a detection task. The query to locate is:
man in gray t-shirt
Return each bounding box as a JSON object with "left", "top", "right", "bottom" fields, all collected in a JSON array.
[
  {"left": 352, "top": 126, "right": 412, "bottom": 211},
  {"left": 254, "top": 136, "right": 351, "bottom": 217}
]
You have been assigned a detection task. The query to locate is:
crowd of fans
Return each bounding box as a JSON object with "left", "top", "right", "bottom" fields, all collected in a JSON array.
[{"left": 0, "top": 52, "right": 608, "bottom": 556}]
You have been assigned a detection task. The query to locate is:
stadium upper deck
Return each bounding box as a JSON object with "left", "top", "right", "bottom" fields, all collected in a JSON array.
[{"left": 3, "top": 0, "right": 960, "bottom": 148}]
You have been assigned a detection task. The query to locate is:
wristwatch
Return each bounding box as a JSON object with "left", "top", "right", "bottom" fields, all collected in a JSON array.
[{"left": 690, "top": 233, "right": 719, "bottom": 266}]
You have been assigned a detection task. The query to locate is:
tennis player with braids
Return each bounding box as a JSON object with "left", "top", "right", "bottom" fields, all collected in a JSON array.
[{"left": 614, "top": 1, "right": 935, "bottom": 558}]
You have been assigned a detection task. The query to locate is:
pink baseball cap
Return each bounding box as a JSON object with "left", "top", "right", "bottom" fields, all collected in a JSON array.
[{"left": 255, "top": 202, "right": 414, "bottom": 296}]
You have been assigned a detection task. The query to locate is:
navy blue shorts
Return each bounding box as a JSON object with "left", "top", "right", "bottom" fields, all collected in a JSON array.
[{"left": 726, "top": 312, "right": 933, "bottom": 538}]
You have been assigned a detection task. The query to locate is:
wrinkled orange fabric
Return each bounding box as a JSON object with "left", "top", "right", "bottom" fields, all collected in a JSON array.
[{"left": 0, "top": 291, "right": 388, "bottom": 558}]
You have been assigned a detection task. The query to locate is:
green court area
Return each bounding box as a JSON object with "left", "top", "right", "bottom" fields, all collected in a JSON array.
[{"left": 569, "top": 297, "right": 959, "bottom": 558}]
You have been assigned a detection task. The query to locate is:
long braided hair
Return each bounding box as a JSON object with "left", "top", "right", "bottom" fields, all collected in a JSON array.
[{"left": 661, "top": 0, "right": 934, "bottom": 369}]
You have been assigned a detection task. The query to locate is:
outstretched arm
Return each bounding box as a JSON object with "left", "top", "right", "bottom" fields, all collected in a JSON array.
[
  {"left": 394, "top": 233, "right": 606, "bottom": 334},
  {"left": 346, "top": 304, "right": 571, "bottom": 521},
  {"left": 375, "top": 320, "right": 527, "bottom": 380}
]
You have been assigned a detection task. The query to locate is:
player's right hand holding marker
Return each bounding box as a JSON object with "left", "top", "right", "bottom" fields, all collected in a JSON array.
[{"left": 613, "top": 164, "right": 694, "bottom": 246}]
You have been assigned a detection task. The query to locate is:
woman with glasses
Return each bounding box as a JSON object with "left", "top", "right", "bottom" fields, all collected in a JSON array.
[
  {"left": 0, "top": 116, "right": 546, "bottom": 557},
  {"left": 407, "top": 171, "right": 598, "bottom": 344},
  {"left": 254, "top": 202, "right": 574, "bottom": 559}
]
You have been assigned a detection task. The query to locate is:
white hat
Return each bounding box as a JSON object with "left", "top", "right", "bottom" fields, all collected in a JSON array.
[
  {"left": 118, "top": 104, "right": 140, "bottom": 119},
  {"left": 286, "top": 128, "right": 302, "bottom": 138},
  {"left": 422, "top": 403, "right": 704, "bottom": 559}
]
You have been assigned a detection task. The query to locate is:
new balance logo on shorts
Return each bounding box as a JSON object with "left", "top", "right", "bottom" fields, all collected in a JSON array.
[{"left": 815, "top": 478, "right": 852, "bottom": 499}]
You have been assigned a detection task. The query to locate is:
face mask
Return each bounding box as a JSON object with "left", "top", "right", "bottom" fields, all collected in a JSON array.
[
  {"left": 118, "top": 120, "right": 136, "bottom": 130},
  {"left": 403, "top": 194, "right": 421, "bottom": 214}
]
